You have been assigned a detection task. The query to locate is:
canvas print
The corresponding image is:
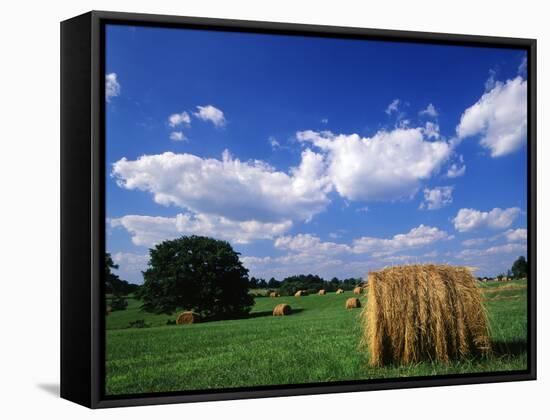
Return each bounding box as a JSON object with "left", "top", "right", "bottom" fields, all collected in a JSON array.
[{"left": 104, "top": 24, "right": 529, "bottom": 396}]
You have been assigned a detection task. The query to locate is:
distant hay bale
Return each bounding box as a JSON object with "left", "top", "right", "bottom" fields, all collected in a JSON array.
[
  {"left": 273, "top": 303, "right": 292, "bottom": 316},
  {"left": 353, "top": 287, "right": 362, "bottom": 295},
  {"left": 294, "top": 290, "right": 308, "bottom": 297},
  {"left": 336, "top": 288, "right": 344, "bottom": 294},
  {"left": 362, "top": 264, "right": 490, "bottom": 366},
  {"left": 269, "top": 291, "right": 280, "bottom": 298},
  {"left": 105, "top": 306, "right": 112, "bottom": 315},
  {"left": 318, "top": 289, "right": 326, "bottom": 295},
  {"left": 346, "top": 297, "right": 361, "bottom": 309},
  {"left": 176, "top": 311, "right": 199, "bottom": 325}
]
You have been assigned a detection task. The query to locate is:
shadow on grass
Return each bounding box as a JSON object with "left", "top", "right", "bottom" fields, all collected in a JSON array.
[
  {"left": 247, "top": 308, "right": 305, "bottom": 319},
  {"left": 491, "top": 340, "right": 528, "bottom": 357}
]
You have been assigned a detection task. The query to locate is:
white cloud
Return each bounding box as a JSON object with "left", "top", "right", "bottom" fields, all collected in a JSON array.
[
  {"left": 112, "top": 149, "right": 331, "bottom": 223},
  {"left": 462, "top": 237, "right": 488, "bottom": 247},
  {"left": 352, "top": 224, "right": 451, "bottom": 255},
  {"left": 457, "top": 243, "right": 526, "bottom": 260},
  {"left": 484, "top": 69, "right": 497, "bottom": 92},
  {"left": 275, "top": 234, "right": 351, "bottom": 255},
  {"left": 111, "top": 252, "right": 149, "bottom": 284},
  {"left": 194, "top": 105, "right": 226, "bottom": 127},
  {"left": 446, "top": 155, "right": 466, "bottom": 178},
  {"left": 385, "top": 99, "right": 400, "bottom": 115},
  {"left": 453, "top": 207, "right": 520, "bottom": 232},
  {"left": 419, "top": 103, "right": 438, "bottom": 118},
  {"left": 422, "top": 121, "right": 440, "bottom": 139},
  {"left": 169, "top": 131, "right": 186, "bottom": 141},
  {"left": 420, "top": 186, "right": 453, "bottom": 210},
  {"left": 168, "top": 111, "right": 191, "bottom": 128},
  {"left": 456, "top": 77, "right": 527, "bottom": 157},
  {"left": 518, "top": 56, "right": 527, "bottom": 77},
  {"left": 321, "top": 118, "right": 329, "bottom": 124},
  {"left": 269, "top": 136, "right": 281, "bottom": 150},
  {"left": 505, "top": 228, "right": 527, "bottom": 242},
  {"left": 105, "top": 73, "right": 120, "bottom": 102},
  {"left": 111, "top": 213, "right": 292, "bottom": 246},
  {"left": 297, "top": 128, "right": 450, "bottom": 202}
]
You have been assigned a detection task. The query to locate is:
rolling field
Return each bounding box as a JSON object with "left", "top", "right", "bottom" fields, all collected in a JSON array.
[{"left": 105, "top": 280, "right": 528, "bottom": 395}]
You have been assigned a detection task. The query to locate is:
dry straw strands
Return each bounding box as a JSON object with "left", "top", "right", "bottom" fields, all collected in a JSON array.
[
  {"left": 336, "top": 289, "right": 344, "bottom": 294},
  {"left": 353, "top": 287, "right": 362, "bottom": 295},
  {"left": 346, "top": 297, "right": 361, "bottom": 309},
  {"left": 273, "top": 303, "right": 292, "bottom": 316},
  {"left": 176, "top": 311, "right": 199, "bottom": 325},
  {"left": 318, "top": 289, "right": 327, "bottom": 295},
  {"left": 362, "top": 264, "right": 490, "bottom": 366}
]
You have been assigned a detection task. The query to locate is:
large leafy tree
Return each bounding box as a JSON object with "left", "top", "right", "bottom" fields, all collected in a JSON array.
[
  {"left": 138, "top": 236, "right": 253, "bottom": 319},
  {"left": 511, "top": 255, "right": 528, "bottom": 279}
]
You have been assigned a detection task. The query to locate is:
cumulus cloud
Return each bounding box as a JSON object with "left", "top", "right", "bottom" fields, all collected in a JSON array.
[
  {"left": 194, "top": 105, "right": 226, "bottom": 127},
  {"left": 111, "top": 252, "right": 149, "bottom": 284},
  {"left": 169, "top": 131, "right": 186, "bottom": 141},
  {"left": 420, "top": 186, "right": 453, "bottom": 210},
  {"left": 446, "top": 155, "right": 466, "bottom": 178},
  {"left": 385, "top": 99, "right": 400, "bottom": 115},
  {"left": 422, "top": 122, "right": 440, "bottom": 140},
  {"left": 168, "top": 111, "right": 191, "bottom": 128},
  {"left": 505, "top": 228, "right": 527, "bottom": 242},
  {"left": 352, "top": 224, "right": 451, "bottom": 255},
  {"left": 242, "top": 224, "right": 450, "bottom": 279},
  {"left": 457, "top": 243, "right": 526, "bottom": 260},
  {"left": 456, "top": 77, "right": 527, "bottom": 157},
  {"left": 105, "top": 73, "right": 120, "bottom": 102},
  {"left": 453, "top": 207, "right": 520, "bottom": 232},
  {"left": 419, "top": 103, "right": 438, "bottom": 117},
  {"left": 296, "top": 128, "right": 451, "bottom": 201},
  {"left": 518, "top": 55, "right": 527, "bottom": 77},
  {"left": 111, "top": 213, "right": 292, "bottom": 246},
  {"left": 112, "top": 149, "right": 331, "bottom": 223}
]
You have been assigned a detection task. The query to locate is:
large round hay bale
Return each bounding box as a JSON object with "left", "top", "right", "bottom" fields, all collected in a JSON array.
[
  {"left": 176, "top": 311, "right": 199, "bottom": 325},
  {"left": 273, "top": 303, "right": 292, "bottom": 316},
  {"left": 269, "top": 291, "right": 280, "bottom": 298},
  {"left": 318, "top": 289, "right": 326, "bottom": 295},
  {"left": 345, "top": 297, "right": 361, "bottom": 309},
  {"left": 294, "top": 290, "right": 308, "bottom": 297},
  {"left": 336, "top": 288, "right": 344, "bottom": 294},
  {"left": 362, "top": 264, "right": 490, "bottom": 366},
  {"left": 353, "top": 287, "right": 362, "bottom": 295}
]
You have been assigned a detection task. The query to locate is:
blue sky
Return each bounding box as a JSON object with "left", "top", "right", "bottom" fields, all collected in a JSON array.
[{"left": 105, "top": 24, "right": 528, "bottom": 283}]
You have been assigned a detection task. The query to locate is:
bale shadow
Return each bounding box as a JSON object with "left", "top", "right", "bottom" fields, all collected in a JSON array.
[
  {"left": 491, "top": 339, "right": 528, "bottom": 357},
  {"left": 247, "top": 308, "right": 305, "bottom": 319}
]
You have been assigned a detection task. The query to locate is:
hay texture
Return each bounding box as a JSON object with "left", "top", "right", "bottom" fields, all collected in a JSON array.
[
  {"left": 294, "top": 290, "right": 308, "bottom": 297},
  {"left": 318, "top": 289, "right": 327, "bottom": 295},
  {"left": 346, "top": 297, "right": 361, "bottom": 309},
  {"left": 176, "top": 311, "right": 199, "bottom": 325},
  {"left": 362, "top": 264, "right": 490, "bottom": 366},
  {"left": 273, "top": 303, "right": 292, "bottom": 316},
  {"left": 336, "top": 289, "right": 344, "bottom": 294},
  {"left": 353, "top": 287, "right": 362, "bottom": 295},
  {"left": 269, "top": 291, "right": 280, "bottom": 298}
]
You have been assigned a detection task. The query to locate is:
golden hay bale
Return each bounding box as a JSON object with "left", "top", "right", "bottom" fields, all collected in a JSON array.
[
  {"left": 294, "top": 290, "right": 308, "bottom": 297},
  {"left": 269, "top": 291, "right": 280, "bottom": 298},
  {"left": 318, "top": 289, "right": 327, "bottom": 295},
  {"left": 362, "top": 264, "right": 490, "bottom": 366},
  {"left": 105, "top": 306, "right": 112, "bottom": 315},
  {"left": 273, "top": 303, "right": 292, "bottom": 316},
  {"left": 336, "top": 288, "right": 344, "bottom": 294},
  {"left": 353, "top": 287, "right": 362, "bottom": 295},
  {"left": 176, "top": 311, "right": 199, "bottom": 325},
  {"left": 346, "top": 297, "right": 361, "bottom": 309}
]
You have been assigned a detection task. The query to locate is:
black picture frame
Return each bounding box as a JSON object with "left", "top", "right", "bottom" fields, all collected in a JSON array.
[{"left": 60, "top": 10, "right": 537, "bottom": 409}]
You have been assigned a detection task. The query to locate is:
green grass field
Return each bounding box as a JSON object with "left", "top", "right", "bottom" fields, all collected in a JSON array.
[{"left": 105, "top": 279, "right": 528, "bottom": 395}]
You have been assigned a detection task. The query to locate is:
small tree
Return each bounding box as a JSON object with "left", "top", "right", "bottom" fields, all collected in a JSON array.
[
  {"left": 511, "top": 256, "right": 528, "bottom": 279},
  {"left": 267, "top": 277, "right": 279, "bottom": 288},
  {"left": 138, "top": 236, "right": 253, "bottom": 319}
]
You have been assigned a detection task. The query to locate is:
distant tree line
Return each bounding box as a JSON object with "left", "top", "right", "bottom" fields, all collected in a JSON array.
[{"left": 250, "top": 274, "right": 362, "bottom": 296}]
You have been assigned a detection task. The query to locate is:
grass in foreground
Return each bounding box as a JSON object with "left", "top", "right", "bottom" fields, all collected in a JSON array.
[{"left": 105, "top": 280, "right": 528, "bottom": 395}]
